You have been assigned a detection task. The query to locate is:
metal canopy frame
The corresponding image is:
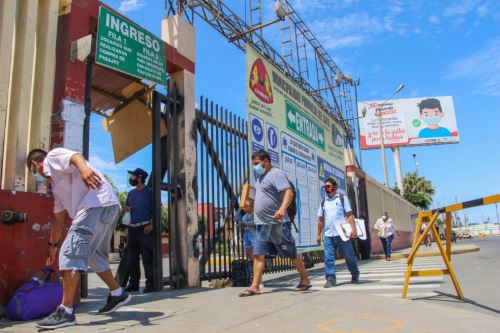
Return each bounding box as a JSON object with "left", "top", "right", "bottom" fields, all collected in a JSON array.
[{"left": 165, "top": 0, "right": 359, "bottom": 144}]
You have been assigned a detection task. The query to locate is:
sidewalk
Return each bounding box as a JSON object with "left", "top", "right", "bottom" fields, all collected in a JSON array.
[
  {"left": 0, "top": 242, "right": 489, "bottom": 333},
  {"left": 370, "top": 241, "right": 480, "bottom": 260}
]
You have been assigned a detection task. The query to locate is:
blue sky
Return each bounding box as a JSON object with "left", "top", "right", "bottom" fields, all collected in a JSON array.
[{"left": 92, "top": 0, "right": 500, "bottom": 224}]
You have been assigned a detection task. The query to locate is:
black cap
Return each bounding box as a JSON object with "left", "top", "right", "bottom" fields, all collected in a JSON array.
[{"left": 127, "top": 168, "right": 148, "bottom": 180}]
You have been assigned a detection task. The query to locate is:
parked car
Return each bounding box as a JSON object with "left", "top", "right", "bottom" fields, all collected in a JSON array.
[{"left": 461, "top": 232, "right": 473, "bottom": 239}]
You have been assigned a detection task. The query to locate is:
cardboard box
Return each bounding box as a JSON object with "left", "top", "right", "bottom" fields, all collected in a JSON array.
[{"left": 240, "top": 184, "right": 256, "bottom": 213}]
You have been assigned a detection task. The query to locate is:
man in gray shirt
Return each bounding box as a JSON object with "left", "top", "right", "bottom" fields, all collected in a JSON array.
[{"left": 239, "top": 150, "right": 311, "bottom": 297}]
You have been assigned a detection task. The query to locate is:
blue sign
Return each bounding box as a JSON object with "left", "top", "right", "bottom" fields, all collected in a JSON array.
[
  {"left": 267, "top": 126, "right": 278, "bottom": 149},
  {"left": 251, "top": 116, "right": 264, "bottom": 143},
  {"left": 317, "top": 156, "right": 346, "bottom": 193}
]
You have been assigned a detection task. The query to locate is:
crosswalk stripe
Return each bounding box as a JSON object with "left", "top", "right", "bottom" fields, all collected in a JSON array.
[
  {"left": 373, "top": 292, "right": 438, "bottom": 298},
  {"left": 311, "top": 283, "right": 442, "bottom": 291}
]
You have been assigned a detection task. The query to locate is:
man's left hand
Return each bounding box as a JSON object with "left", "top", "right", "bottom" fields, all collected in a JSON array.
[
  {"left": 143, "top": 224, "right": 154, "bottom": 235},
  {"left": 350, "top": 229, "right": 357, "bottom": 239},
  {"left": 273, "top": 209, "right": 286, "bottom": 222}
]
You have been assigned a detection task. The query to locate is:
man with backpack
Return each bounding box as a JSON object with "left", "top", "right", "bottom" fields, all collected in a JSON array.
[
  {"left": 317, "top": 178, "right": 360, "bottom": 288},
  {"left": 26, "top": 148, "right": 131, "bottom": 329},
  {"left": 239, "top": 150, "right": 310, "bottom": 296}
]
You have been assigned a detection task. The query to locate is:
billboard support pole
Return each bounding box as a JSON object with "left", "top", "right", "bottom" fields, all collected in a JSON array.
[
  {"left": 377, "top": 109, "right": 389, "bottom": 188},
  {"left": 393, "top": 147, "right": 404, "bottom": 194}
]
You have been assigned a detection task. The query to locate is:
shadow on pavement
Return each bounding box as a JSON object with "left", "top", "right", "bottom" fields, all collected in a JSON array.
[{"left": 413, "top": 291, "right": 500, "bottom": 315}]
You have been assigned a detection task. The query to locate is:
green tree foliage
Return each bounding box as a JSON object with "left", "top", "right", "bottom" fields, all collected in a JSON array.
[{"left": 393, "top": 172, "right": 435, "bottom": 210}]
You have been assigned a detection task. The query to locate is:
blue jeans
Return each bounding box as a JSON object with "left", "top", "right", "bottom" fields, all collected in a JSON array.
[
  {"left": 323, "top": 235, "right": 359, "bottom": 280},
  {"left": 380, "top": 235, "right": 394, "bottom": 258}
]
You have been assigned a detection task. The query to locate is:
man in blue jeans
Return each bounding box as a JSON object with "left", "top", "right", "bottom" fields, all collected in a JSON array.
[{"left": 317, "top": 178, "right": 359, "bottom": 288}]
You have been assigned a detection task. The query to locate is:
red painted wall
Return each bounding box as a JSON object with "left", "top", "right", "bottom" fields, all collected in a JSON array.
[
  {"left": 0, "top": 190, "right": 71, "bottom": 305},
  {"left": 369, "top": 230, "right": 414, "bottom": 254}
]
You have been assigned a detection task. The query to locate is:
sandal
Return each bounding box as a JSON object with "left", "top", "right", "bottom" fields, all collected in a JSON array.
[
  {"left": 293, "top": 283, "right": 312, "bottom": 291},
  {"left": 239, "top": 289, "right": 261, "bottom": 297}
]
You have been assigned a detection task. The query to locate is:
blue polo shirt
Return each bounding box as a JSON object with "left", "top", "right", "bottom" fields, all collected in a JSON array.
[
  {"left": 317, "top": 193, "right": 352, "bottom": 237},
  {"left": 126, "top": 186, "right": 152, "bottom": 223}
]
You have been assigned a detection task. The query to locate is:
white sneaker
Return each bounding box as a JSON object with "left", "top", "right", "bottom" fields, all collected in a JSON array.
[{"left": 259, "top": 283, "right": 264, "bottom": 292}]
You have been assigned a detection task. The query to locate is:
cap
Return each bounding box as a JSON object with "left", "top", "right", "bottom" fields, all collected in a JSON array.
[{"left": 127, "top": 168, "right": 148, "bottom": 180}]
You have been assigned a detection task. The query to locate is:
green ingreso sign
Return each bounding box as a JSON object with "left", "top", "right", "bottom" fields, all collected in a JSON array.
[
  {"left": 285, "top": 101, "right": 326, "bottom": 150},
  {"left": 95, "top": 6, "right": 167, "bottom": 85}
]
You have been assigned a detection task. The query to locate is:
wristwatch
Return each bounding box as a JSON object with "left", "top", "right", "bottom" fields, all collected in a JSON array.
[{"left": 48, "top": 241, "right": 58, "bottom": 248}]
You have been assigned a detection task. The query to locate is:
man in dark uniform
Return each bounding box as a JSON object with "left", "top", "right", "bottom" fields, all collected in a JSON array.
[{"left": 124, "top": 168, "right": 154, "bottom": 293}]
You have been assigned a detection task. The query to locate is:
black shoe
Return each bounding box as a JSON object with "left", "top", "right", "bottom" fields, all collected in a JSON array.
[
  {"left": 36, "top": 307, "right": 76, "bottom": 329},
  {"left": 143, "top": 286, "right": 155, "bottom": 293},
  {"left": 351, "top": 275, "right": 360, "bottom": 284},
  {"left": 98, "top": 292, "right": 132, "bottom": 314},
  {"left": 323, "top": 279, "right": 336, "bottom": 288},
  {"left": 124, "top": 285, "right": 139, "bottom": 292}
]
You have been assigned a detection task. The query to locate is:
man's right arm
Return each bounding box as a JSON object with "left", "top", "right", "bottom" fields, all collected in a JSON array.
[
  {"left": 50, "top": 211, "right": 66, "bottom": 245},
  {"left": 317, "top": 217, "right": 325, "bottom": 245}
]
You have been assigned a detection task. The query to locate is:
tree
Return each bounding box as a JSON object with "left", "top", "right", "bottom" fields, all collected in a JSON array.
[{"left": 393, "top": 172, "right": 435, "bottom": 210}]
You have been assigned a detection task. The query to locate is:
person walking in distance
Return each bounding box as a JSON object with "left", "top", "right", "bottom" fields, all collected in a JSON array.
[
  {"left": 26, "top": 148, "right": 130, "bottom": 330},
  {"left": 374, "top": 211, "right": 400, "bottom": 261},
  {"left": 124, "top": 168, "right": 155, "bottom": 293},
  {"left": 239, "top": 150, "right": 310, "bottom": 296},
  {"left": 317, "top": 178, "right": 360, "bottom": 288}
]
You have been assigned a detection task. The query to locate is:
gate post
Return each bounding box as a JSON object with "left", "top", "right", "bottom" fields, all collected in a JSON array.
[{"left": 162, "top": 15, "right": 199, "bottom": 288}]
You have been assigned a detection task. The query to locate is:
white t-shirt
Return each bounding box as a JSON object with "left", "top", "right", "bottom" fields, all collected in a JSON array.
[{"left": 43, "top": 148, "right": 120, "bottom": 219}]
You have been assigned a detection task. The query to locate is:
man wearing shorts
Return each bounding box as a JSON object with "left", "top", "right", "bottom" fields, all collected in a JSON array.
[
  {"left": 27, "top": 148, "right": 131, "bottom": 329},
  {"left": 239, "top": 150, "right": 310, "bottom": 297}
]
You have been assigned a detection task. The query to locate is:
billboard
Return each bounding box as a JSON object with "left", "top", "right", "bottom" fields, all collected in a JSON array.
[
  {"left": 246, "top": 45, "right": 346, "bottom": 249},
  {"left": 358, "top": 96, "right": 459, "bottom": 149}
]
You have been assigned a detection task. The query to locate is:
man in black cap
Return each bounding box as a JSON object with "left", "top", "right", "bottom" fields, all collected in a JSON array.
[{"left": 124, "top": 168, "right": 154, "bottom": 293}]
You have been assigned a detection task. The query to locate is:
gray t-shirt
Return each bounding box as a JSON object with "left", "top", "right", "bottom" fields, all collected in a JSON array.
[{"left": 254, "top": 168, "right": 291, "bottom": 225}]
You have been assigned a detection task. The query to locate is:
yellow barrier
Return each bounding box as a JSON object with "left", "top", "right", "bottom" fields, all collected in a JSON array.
[{"left": 402, "top": 193, "right": 500, "bottom": 299}]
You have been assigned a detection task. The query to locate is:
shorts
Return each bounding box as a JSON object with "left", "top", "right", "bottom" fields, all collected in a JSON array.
[
  {"left": 59, "top": 205, "right": 120, "bottom": 273},
  {"left": 243, "top": 227, "right": 256, "bottom": 249},
  {"left": 254, "top": 222, "right": 298, "bottom": 259}
]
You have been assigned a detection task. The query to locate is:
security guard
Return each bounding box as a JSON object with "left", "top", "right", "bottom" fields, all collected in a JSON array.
[{"left": 124, "top": 168, "right": 154, "bottom": 293}]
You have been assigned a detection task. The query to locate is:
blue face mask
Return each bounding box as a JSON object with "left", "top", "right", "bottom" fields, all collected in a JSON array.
[
  {"left": 424, "top": 117, "right": 441, "bottom": 125},
  {"left": 253, "top": 163, "right": 266, "bottom": 175},
  {"left": 32, "top": 171, "right": 46, "bottom": 183}
]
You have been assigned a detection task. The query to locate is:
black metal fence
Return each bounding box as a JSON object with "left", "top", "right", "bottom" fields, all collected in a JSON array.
[{"left": 196, "top": 96, "right": 324, "bottom": 281}]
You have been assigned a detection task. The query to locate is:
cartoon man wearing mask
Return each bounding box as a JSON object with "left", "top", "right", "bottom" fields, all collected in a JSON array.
[{"left": 417, "top": 98, "right": 451, "bottom": 138}]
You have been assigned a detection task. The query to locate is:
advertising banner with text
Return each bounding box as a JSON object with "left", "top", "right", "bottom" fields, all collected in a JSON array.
[
  {"left": 358, "top": 96, "right": 459, "bottom": 149},
  {"left": 246, "top": 45, "right": 346, "bottom": 249}
]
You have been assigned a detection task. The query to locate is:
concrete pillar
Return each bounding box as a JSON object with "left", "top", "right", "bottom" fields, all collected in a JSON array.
[
  {"left": 0, "top": 0, "right": 15, "bottom": 188},
  {"left": 162, "top": 15, "right": 198, "bottom": 288},
  {"left": 2, "top": 0, "right": 39, "bottom": 191},
  {"left": 392, "top": 147, "right": 404, "bottom": 194}
]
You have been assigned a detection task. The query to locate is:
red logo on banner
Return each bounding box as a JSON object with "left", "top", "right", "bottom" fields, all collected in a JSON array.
[{"left": 249, "top": 58, "right": 273, "bottom": 104}]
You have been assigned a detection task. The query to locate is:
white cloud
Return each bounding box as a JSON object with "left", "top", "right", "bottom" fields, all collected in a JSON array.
[
  {"left": 89, "top": 155, "right": 117, "bottom": 172},
  {"left": 324, "top": 35, "right": 364, "bottom": 50},
  {"left": 443, "top": 0, "right": 479, "bottom": 16},
  {"left": 118, "top": 0, "right": 144, "bottom": 13},
  {"left": 446, "top": 38, "right": 500, "bottom": 96},
  {"left": 428, "top": 15, "right": 439, "bottom": 24}
]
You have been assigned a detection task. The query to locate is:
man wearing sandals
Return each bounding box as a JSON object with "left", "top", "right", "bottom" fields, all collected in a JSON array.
[
  {"left": 239, "top": 150, "right": 310, "bottom": 297},
  {"left": 26, "top": 148, "right": 131, "bottom": 329}
]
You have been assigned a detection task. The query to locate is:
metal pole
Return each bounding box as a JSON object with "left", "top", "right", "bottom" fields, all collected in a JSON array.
[
  {"left": 496, "top": 203, "right": 499, "bottom": 224},
  {"left": 378, "top": 108, "right": 389, "bottom": 187},
  {"left": 80, "top": 56, "right": 93, "bottom": 299},
  {"left": 354, "top": 80, "right": 363, "bottom": 169},
  {"left": 152, "top": 91, "right": 164, "bottom": 291},
  {"left": 393, "top": 146, "right": 404, "bottom": 193},
  {"left": 412, "top": 153, "right": 418, "bottom": 175}
]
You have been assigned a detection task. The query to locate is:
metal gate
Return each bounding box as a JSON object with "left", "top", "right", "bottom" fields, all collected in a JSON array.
[{"left": 195, "top": 96, "right": 324, "bottom": 281}]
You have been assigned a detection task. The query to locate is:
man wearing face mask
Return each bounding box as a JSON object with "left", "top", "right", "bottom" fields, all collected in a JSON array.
[
  {"left": 317, "top": 178, "right": 359, "bottom": 288},
  {"left": 124, "top": 168, "right": 154, "bottom": 293},
  {"left": 26, "top": 148, "right": 130, "bottom": 330},
  {"left": 239, "top": 150, "right": 310, "bottom": 297}
]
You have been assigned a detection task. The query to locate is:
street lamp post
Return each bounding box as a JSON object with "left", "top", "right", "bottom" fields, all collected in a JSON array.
[{"left": 376, "top": 84, "right": 405, "bottom": 188}]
